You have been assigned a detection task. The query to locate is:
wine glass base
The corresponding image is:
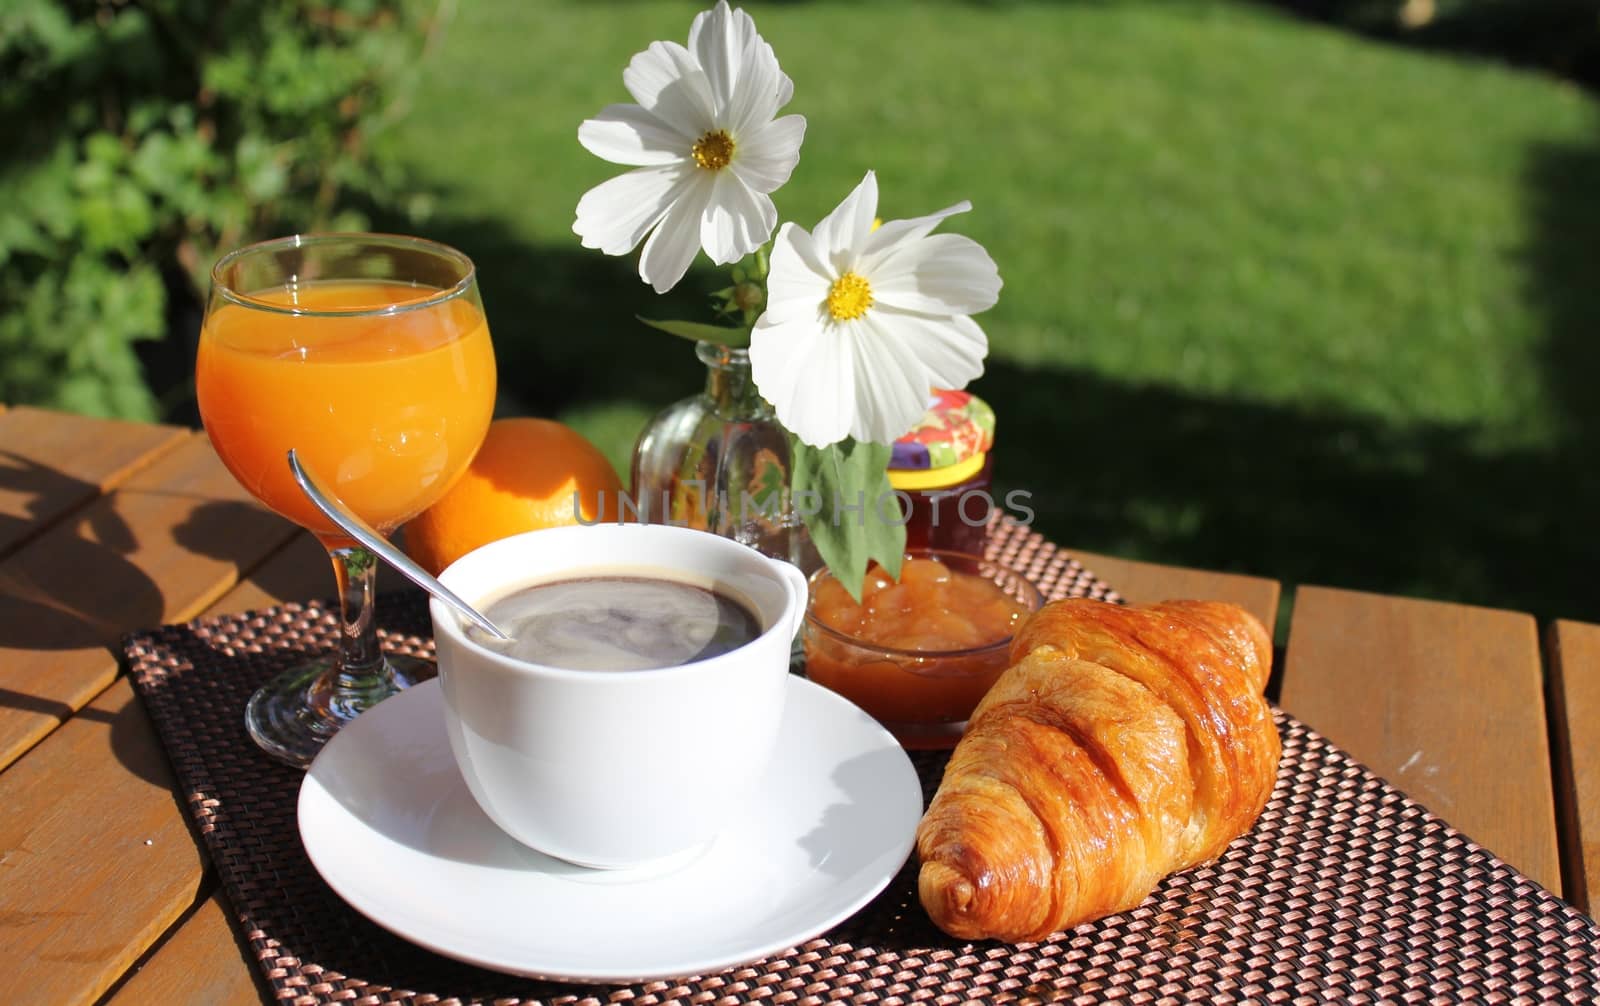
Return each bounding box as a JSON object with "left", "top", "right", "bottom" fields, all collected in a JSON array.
[{"left": 245, "top": 655, "right": 432, "bottom": 768}]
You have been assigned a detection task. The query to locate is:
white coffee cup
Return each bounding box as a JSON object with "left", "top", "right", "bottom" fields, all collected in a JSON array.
[{"left": 430, "top": 523, "right": 810, "bottom": 869}]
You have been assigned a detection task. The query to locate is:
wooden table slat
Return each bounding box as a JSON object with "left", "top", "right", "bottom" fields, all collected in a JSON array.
[
  {"left": 1067, "top": 547, "right": 1281, "bottom": 634},
  {"left": 193, "top": 529, "right": 329, "bottom": 616},
  {"left": 0, "top": 406, "right": 187, "bottom": 559},
  {"left": 1280, "top": 585, "right": 1562, "bottom": 892},
  {"left": 0, "top": 677, "right": 210, "bottom": 1006},
  {"left": 106, "top": 891, "right": 267, "bottom": 1006},
  {"left": 79, "top": 530, "right": 402, "bottom": 1006},
  {"left": 0, "top": 432, "right": 301, "bottom": 770},
  {"left": 1547, "top": 620, "right": 1600, "bottom": 912}
]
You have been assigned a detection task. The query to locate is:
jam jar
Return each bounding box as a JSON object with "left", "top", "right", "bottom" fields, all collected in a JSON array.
[{"left": 888, "top": 389, "right": 996, "bottom": 555}]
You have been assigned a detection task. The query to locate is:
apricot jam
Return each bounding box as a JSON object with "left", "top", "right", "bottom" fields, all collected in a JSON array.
[{"left": 802, "top": 553, "right": 1040, "bottom": 745}]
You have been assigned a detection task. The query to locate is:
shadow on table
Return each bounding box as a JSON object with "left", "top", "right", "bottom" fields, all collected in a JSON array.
[
  {"left": 0, "top": 681, "right": 168, "bottom": 800},
  {"left": 171, "top": 501, "right": 329, "bottom": 602},
  {"left": 0, "top": 449, "right": 134, "bottom": 552},
  {"left": 0, "top": 658, "right": 230, "bottom": 791},
  {"left": 0, "top": 531, "right": 165, "bottom": 652},
  {"left": 0, "top": 462, "right": 316, "bottom": 793},
  {"left": 0, "top": 452, "right": 167, "bottom": 656}
]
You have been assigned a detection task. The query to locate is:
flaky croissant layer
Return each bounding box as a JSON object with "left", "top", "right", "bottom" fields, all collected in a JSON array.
[{"left": 916, "top": 599, "right": 1280, "bottom": 942}]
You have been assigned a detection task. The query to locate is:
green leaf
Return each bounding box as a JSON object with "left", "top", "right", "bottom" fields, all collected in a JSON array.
[
  {"left": 84, "top": 132, "right": 126, "bottom": 169},
  {"left": 792, "top": 438, "right": 906, "bottom": 602},
  {"left": 636, "top": 316, "right": 751, "bottom": 348},
  {"left": 236, "top": 134, "right": 289, "bottom": 202}
]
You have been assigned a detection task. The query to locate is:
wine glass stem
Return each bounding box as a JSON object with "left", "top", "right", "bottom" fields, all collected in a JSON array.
[{"left": 327, "top": 545, "right": 395, "bottom": 716}]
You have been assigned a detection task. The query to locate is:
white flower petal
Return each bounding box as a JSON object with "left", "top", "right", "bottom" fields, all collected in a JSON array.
[
  {"left": 622, "top": 41, "right": 716, "bottom": 139},
  {"left": 858, "top": 200, "right": 971, "bottom": 272},
  {"left": 724, "top": 34, "right": 784, "bottom": 136},
  {"left": 574, "top": 165, "right": 693, "bottom": 256},
  {"left": 761, "top": 222, "right": 833, "bottom": 324},
  {"left": 578, "top": 104, "right": 689, "bottom": 167},
  {"left": 758, "top": 286, "right": 830, "bottom": 326},
  {"left": 731, "top": 114, "right": 805, "bottom": 194},
  {"left": 872, "top": 309, "right": 988, "bottom": 390},
  {"left": 845, "top": 315, "right": 936, "bottom": 444},
  {"left": 750, "top": 315, "right": 855, "bottom": 448},
  {"left": 689, "top": 2, "right": 739, "bottom": 93},
  {"left": 689, "top": 2, "right": 750, "bottom": 114},
  {"left": 767, "top": 221, "right": 832, "bottom": 288},
  {"left": 638, "top": 173, "right": 714, "bottom": 293},
  {"left": 747, "top": 315, "right": 807, "bottom": 406},
  {"left": 689, "top": 1, "right": 793, "bottom": 134},
  {"left": 756, "top": 288, "right": 829, "bottom": 327},
  {"left": 700, "top": 171, "right": 776, "bottom": 264},
  {"left": 811, "top": 171, "right": 879, "bottom": 273},
  {"left": 869, "top": 233, "right": 1003, "bottom": 316}
]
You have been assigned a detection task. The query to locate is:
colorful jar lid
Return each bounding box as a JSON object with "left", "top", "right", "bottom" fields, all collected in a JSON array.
[{"left": 889, "top": 389, "right": 995, "bottom": 471}]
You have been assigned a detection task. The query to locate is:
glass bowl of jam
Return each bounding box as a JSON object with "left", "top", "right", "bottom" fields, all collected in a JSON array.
[{"left": 801, "top": 549, "right": 1044, "bottom": 748}]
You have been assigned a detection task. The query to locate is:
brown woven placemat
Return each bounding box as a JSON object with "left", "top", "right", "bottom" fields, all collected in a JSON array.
[{"left": 124, "top": 524, "right": 1600, "bottom": 1005}]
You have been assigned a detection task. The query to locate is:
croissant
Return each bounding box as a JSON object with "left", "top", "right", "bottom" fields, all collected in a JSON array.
[{"left": 916, "top": 598, "right": 1280, "bottom": 941}]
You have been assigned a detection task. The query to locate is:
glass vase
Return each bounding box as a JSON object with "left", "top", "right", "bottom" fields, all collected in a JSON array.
[{"left": 631, "top": 341, "right": 819, "bottom": 572}]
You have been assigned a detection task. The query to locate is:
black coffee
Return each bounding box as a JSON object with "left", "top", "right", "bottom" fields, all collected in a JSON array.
[{"left": 479, "top": 575, "right": 762, "bottom": 671}]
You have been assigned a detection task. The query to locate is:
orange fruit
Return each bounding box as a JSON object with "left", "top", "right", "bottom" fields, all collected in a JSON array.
[{"left": 402, "top": 417, "right": 623, "bottom": 575}]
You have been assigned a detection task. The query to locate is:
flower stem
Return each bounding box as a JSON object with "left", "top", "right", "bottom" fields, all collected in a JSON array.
[{"left": 731, "top": 243, "right": 772, "bottom": 328}]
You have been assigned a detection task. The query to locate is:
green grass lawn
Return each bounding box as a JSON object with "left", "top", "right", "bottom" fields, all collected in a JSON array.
[{"left": 378, "top": 0, "right": 1600, "bottom": 628}]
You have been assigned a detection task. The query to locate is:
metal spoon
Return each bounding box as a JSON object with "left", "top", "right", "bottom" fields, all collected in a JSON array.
[{"left": 287, "top": 448, "right": 511, "bottom": 641}]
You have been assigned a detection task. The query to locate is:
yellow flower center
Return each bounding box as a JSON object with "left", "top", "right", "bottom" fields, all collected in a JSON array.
[
  {"left": 827, "top": 272, "right": 874, "bottom": 321},
  {"left": 691, "top": 130, "right": 735, "bottom": 170}
]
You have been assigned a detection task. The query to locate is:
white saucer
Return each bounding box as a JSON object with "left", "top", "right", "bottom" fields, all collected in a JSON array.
[{"left": 298, "top": 675, "right": 923, "bottom": 984}]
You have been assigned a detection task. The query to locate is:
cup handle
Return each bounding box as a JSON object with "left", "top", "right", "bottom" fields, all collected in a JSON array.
[{"left": 768, "top": 557, "right": 810, "bottom": 641}]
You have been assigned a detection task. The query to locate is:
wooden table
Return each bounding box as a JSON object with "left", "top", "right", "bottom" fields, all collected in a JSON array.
[{"left": 1, "top": 405, "right": 1594, "bottom": 1004}]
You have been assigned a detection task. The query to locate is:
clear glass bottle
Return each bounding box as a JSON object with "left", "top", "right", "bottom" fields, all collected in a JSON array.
[{"left": 631, "top": 341, "right": 819, "bottom": 571}]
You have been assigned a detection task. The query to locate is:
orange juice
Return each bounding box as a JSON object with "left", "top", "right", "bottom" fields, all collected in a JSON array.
[{"left": 197, "top": 280, "right": 496, "bottom": 543}]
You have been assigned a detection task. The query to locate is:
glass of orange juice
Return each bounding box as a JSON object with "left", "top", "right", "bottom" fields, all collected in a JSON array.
[{"left": 197, "top": 234, "right": 496, "bottom": 766}]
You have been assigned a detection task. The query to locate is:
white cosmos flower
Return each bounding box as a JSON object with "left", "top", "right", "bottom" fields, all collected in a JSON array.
[
  {"left": 749, "top": 171, "right": 1002, "bottom": 448},
  {"left": 573, "top": 1, "right": 806, "bottom": 294}
]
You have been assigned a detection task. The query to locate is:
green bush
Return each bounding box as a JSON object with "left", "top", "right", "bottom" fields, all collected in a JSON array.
[{"left": 0, "top": 0, "right": 442, "bottom": 419}]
